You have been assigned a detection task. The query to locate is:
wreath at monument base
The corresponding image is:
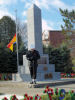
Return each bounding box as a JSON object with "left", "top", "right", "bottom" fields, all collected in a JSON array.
[{"left": 2, "top": 86, "right": 75, "bottom": 100}]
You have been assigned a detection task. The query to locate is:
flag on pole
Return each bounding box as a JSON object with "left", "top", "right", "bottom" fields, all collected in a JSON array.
[{"left": 7, "top": 33, "right": 16, "bottom": 52}]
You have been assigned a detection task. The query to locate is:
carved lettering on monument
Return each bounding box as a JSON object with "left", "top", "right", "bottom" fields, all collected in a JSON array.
[
  {"left": 48, "top": 73, "right": 53, "bottom": 78},
  {"left": 44, "top": 73, "right": 53, "bottom": 79},
  {"left": 43, "top": 67, "right": 48, "bottom": 71}
]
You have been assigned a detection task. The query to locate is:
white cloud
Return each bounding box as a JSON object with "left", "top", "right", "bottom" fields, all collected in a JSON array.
[
  {"left": 0, "top": 0, "right": 17, "bottom": 5},
  {"left": 22, "top": 11, "right": 27, "bottom": 16},
  {"left": 24, "top": 20, "right": 27, "bottom": 23},
  {"left": 0, "top": 8, "right": 15, "bottom": 19},
  {"left": 25, "top": 2, "right": 31, "bottom": 8},
  {"left": 21, "top": 0, "right": 49, "bottom": 9},
  {"left": 22, "top": 0, "right": 75, "bottom": 11},
  {"left": 0, "top": 0, "right": 17, "bottom": 19},
  {"left": 23, "top": 20, "right": 27, "bottom": 24},
  {"left": 35, "top": 0, "right": 49, "bottom": 9},
  {"left": 35, "top": 0, "right": 75, "bottom": 10},
  {"left": 51, "top": 0, "right": 65, "bottom": 8},
  {"left": 42, "top": 19, "right": 53, "bottom": 31},
  {"left": 51, "top": 0, "right": 75, "bottom": 10},
  {"left": 34, "top": 0, "right": 40, "bottom": 7},
  {"left": 0, "top": 0, "right": 16, "bottom": 20}
]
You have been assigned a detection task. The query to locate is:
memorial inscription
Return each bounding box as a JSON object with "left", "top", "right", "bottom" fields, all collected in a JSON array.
[{"left": 44, "top": 73, "right": 53, "bottom": 79}]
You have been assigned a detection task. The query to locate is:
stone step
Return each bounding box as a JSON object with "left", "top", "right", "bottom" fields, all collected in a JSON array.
[
  {"left": 18, "top": 72, "right": 60, "bottom": 82},
  {"left": 20, "top": 74, "right": 32, "bottom": 82}
]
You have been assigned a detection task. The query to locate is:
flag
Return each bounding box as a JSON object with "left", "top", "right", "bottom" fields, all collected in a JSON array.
[{"left": 7, "top": 33, "right": 16, "bottom": 52}]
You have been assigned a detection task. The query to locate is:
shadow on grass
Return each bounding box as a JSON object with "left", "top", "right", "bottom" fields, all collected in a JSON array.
[{"left": 0, "top": 93, "right": 5, "bottom": 95}]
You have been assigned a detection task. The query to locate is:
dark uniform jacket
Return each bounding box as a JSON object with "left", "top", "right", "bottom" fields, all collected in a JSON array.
[{"left": 26, "top": 50, "right": 40, "bottom": 68}]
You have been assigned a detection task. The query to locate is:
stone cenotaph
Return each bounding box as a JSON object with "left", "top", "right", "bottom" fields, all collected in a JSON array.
[
  {"left": 23, "top": 4, "right": 60, "bottom": 82},
  {"left": 12, "top": 4, "right": 60, "bottom": 82}
]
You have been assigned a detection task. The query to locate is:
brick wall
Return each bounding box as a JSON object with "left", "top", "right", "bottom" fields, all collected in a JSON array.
[
  {"left": 49, "top": 31, "right": 65, "bottom": 47},
  {"left": 42, "top": 30, "right": 75, "bottom": 58}
]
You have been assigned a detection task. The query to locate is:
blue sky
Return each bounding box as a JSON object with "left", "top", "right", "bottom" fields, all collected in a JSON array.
[{"left": 0, "top": 0, "right": 75, "bottom": 31}]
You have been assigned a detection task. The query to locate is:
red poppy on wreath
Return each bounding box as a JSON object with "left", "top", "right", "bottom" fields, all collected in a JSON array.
[
  {"left": 24, "top": 93, "right": 28, "bottom": 100},
  {"left": 46, "top": 85, "right": 49, "bottom": 89},
  {"left": 43, "top": 86, "right": 54, "bottom": 100},
  {"left": 24, "top": 93, "right": 28, "bottom": 97},
  {"left": 10, "top": 94, "right": 18, "bottom": 100},
  {"left": 36, "top": 94, "right": 41, "bottom": 100},
  {"left": 2, "top": 97, "right": 8, "bottom": 100},
  {"left": 28, "top": 96, "right": 33, "bottom": 100},
  {"left": 24, "top": 99, "right": 26, "bottom": 100},
  {"left": 71, "top": 90, "right": 74, "bottom": 93},
  {"left": 35, "top": 96, "right": 38, "bottom": 100},
  {"left": 27, "top": 97, "right": 29, "bottom": 100}
]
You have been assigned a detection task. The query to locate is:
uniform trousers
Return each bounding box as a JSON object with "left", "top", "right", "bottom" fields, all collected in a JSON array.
[{"left": 29, "top": 66, "right": 37, "bottom": 79}]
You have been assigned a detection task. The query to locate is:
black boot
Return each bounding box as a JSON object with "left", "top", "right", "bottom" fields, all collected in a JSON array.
[
  {"left": 30, "top": 81, "right": 33, "bottom": 84},
  {"left": 33, "top": 81, "right": 36, "bottom": 84}
]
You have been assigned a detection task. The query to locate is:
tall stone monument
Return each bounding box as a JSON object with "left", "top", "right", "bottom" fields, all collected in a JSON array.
[
  {"left": 27, "top": 5, "right": 43, "bottom": 55},
  {"left": 12, "top": 4, "right": 60, "bottom": 82},
  {"left": 23, "top": 4, "right": 60, "bottom": 81}
]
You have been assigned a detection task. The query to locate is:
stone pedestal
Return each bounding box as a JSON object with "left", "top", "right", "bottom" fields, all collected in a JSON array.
[
  {"left": 12, "top": 55, "right": 60, "bottom": 82},
  {"left": 23, "top": 55, "right": 60, "bottom": 82},
  {"left": 12, "top": 66, "right": 23, "bottom": 81}
]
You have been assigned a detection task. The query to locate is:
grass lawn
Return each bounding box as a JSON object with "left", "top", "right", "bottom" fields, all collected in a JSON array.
[{"left": 20, "top": 93, "right": 75, "bottom": 100}]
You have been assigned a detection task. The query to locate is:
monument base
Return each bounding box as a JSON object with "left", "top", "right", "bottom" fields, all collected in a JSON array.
[
  {"left": 12, "top": 73, "right": 22, "bottom": 82},
  {"left": 12, "top": 54, "right": 60, "bottom": 82},
  {"left": 21, "top": 55, "right": 60, "bottom": 82},
  {"left": 12, "top": 72, "right": 60, "bottom": 82}
]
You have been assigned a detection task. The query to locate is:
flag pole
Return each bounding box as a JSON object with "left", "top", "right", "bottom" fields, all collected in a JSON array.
[{"left": 15, "top": 9, "right": 19, "bottom": 71}]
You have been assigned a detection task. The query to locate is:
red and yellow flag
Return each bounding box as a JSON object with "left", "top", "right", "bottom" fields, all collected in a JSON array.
[{"left": 7, "top": 34, "right": 16, "bottom": 52}]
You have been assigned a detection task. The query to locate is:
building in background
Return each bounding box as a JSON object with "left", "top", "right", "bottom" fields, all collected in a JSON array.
[
  {"left": 42, "top": 30, "right": 50, "bottom": 47},
  {"left": 42, "top": 30, "right": 75, "bottom": 58},
  {"left": 42, "top": 30, "right": 65, "bottom": 47}
]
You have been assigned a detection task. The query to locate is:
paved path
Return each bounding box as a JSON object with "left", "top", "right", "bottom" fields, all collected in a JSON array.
[{"left": 0, "top": 79, "right": 75, "bottom": 99}]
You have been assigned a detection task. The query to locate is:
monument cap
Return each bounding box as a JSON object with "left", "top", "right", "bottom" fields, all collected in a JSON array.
[{"left": 29, "top": 44, "right": 35, "bottom": 50}]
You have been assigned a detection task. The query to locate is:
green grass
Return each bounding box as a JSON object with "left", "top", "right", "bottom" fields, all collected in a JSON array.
[
  {"left": 20, "top": 94, "right": 75, "bottom": 100},
  {"left": 2, "top": 94, "right": 75, "bottom": 100}
]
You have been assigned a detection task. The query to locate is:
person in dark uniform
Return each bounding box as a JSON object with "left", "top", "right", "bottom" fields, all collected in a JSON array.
[{"left": 26, "top": 45, "right": 40, "bottom": 84}]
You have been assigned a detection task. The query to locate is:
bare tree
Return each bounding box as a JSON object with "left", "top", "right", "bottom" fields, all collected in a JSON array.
[{"left": 17, "top": 19, "right": 28, "bottom": 48}]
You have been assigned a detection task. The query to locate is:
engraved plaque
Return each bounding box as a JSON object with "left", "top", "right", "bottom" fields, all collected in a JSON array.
[
  {"left": 48, "top": 73, "right": 53, "bottom": 78},
  {"left": 43, "top": 67, "right": 48, "bottom": 71},
  {"left": 44, "top": 73, "right": 53, "bottom": 79},
  {"left": 44, "top": 74, "right": 48, "bottom": 79}
]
